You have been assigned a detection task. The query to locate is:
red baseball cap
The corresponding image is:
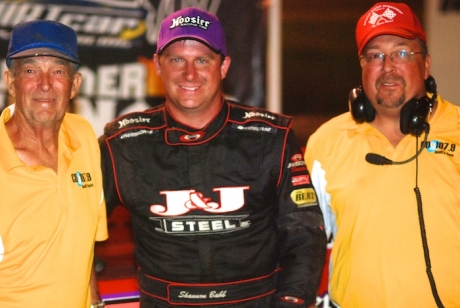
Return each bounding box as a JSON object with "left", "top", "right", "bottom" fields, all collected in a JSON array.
[{"left": 355, "top": 2, "right": 426, "bottom": 55}]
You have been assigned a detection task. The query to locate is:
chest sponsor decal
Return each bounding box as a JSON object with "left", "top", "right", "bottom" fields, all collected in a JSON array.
[
  {"left": 118, "top": 116, "right": 151, "bottom": 128},
  {"left": 233, "top": 124, "right": 275, "bottom": 133},
  {"left": 150, "top": 187, "right": 250, "bottom": 216},
  {"left": 151, "top": 215, "right": 250, "bottom": 235},
  {"left": 71, "top": 171, "right": 94, "bottom": 188},
  {"left": 119, "top": 129, "right": 154, "bottom": 139},
  {"left": 422, "top": 140, "right": 456, "bottom": 156},
  {"left": 291, "top": 188, "right": 317, "bottom": 207},
  {"left": 242, "top": 111, "right": 276, "bottom": 120}
]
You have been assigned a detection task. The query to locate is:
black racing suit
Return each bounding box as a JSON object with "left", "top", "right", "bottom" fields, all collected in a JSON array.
[{"left": 100, "top": 100, "right": 327, "bottom": 307}]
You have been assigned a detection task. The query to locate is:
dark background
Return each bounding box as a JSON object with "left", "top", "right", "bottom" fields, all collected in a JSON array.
[{"left": 282, "top": 0, "right": 424, "bottom": 144}]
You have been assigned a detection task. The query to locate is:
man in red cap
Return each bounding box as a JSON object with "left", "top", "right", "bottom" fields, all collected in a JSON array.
[{"left": 305, "top": 2, "right": 460, "bottom": 307}]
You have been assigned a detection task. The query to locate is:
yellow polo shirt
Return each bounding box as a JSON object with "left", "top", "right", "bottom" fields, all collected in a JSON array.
[
  {"left": 0, "top": 105, "right": 108, "bottom": 308},
  {"left": 305, "top": 95, "right": 460, "bottom": 307}
]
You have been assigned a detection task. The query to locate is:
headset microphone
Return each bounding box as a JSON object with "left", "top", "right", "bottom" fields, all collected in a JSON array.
[
  {"left": 365, "top": 153, "right": 393, "bottom": 165},
  {"left": 364, "top": 91, "right": 432, "bottom": 166},
  {"left": 351, "top": 76, "right": 436, "bottom": 165},
  {"left": 364, "top": 76, "right": 435, "bottom": 166},
  {"left": 366, "top": 129, "right": 429, "bottom": 165}
]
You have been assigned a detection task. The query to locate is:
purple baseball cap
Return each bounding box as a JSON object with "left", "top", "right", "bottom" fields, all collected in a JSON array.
[
  {"left": 156, "top": 7, "right": 227, "bottom": 56},
  {"left": 6, "top": 19, "right": 80, "bottom": 68}
]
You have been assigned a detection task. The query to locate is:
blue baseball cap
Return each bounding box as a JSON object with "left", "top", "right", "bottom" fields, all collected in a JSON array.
[
  {"left": 156, "top": 7, "right": 227, "bottom": 56},
  {"left": 6, "top": 20, "right": 80, "bottom": 68}
]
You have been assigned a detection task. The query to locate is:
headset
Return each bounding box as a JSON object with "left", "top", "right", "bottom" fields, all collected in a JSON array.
[
  {"left": 348, "top": 75, "right": 445, "bottom": 308},
  {"left": 349, "top": 75, "right": 437, "bottom": 137}
]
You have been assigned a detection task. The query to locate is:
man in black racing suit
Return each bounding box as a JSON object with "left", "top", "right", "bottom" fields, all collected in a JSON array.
[{"left": 100, "top": 7, "right": 327, "bottom": 308}]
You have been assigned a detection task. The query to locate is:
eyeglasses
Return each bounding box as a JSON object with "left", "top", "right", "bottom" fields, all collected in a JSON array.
[{"left": 360, "top": 50, "right": 424, "bottom": 66}]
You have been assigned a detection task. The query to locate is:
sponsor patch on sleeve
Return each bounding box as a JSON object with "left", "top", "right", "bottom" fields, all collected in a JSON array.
[
  {"left": 291, "top": 174, "right": 310, "bottom": 186},
  {"left": 290, "top": 188, "right": 317, "bottom": 207}
]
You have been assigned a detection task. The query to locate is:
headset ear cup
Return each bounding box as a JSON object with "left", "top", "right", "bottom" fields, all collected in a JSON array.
[
  {"left": 400, "top": 99, "right": 415, "bottom": 135},
  {"left": 349, "top": 86, "right": 376, "bottom": 123},
  {"left": 364, "top": 97, "right": 376, "bottom": 123},
  {"left": 424, "top": 75, "right": 437, "bottom": 94},
  {"left": 400, "top": 97, "right": 431, "bottom": 136}
]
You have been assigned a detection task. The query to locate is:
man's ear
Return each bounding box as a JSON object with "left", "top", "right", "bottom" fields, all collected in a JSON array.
[
  {"left": 220, "top": 56, "right": 231, "bottom": 80},
  {"left": 4, "top": 70, "right": 16, "bottom": 97},
  {"left": 424, "top": 54, "right": 431, "bottom": 80},
  {"left": 70, "top": 72, "right": 82, "bottom": 99},
  {"left": 153, "top": 54, "right": 161, "bottom": 77}
]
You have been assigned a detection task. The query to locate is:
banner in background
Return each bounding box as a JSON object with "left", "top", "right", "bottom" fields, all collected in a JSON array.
[
  {"left": 0, "top": 1, "right": 336, "bottom": 306},
  {"left": 0, "top": 0, "right": 266, "bottom": 136}
]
